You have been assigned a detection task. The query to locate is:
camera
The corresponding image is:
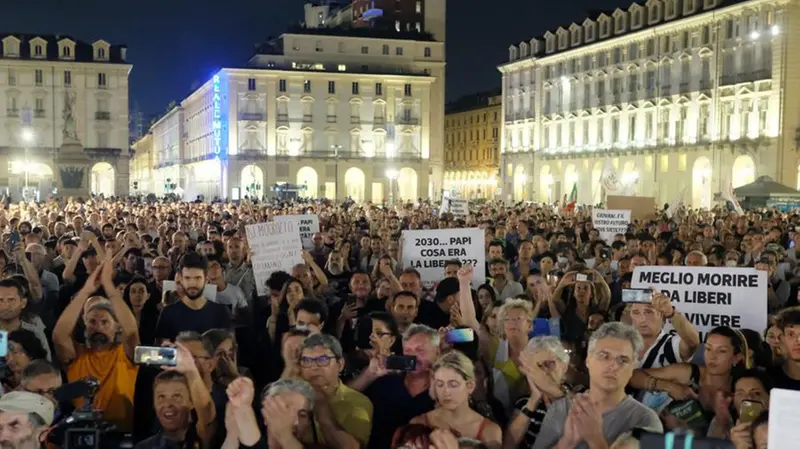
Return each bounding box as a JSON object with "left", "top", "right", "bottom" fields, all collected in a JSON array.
[{"left": 50, "top": 378, "right": 132, "bottom": 449}]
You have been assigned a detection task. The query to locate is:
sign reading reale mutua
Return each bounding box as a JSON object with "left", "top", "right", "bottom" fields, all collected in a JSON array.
[{"left": 211, "top": 73, "right": 227, "bottom": 159}]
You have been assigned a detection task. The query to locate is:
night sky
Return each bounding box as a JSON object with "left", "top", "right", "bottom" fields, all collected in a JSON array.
[{"left": 1, "top": 0, "right": 628, "bottom": 115}]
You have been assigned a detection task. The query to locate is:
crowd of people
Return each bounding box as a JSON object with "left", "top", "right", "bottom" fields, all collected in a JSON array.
[{"left": 0, "top": 197, "right": 792, "bottom": 449}]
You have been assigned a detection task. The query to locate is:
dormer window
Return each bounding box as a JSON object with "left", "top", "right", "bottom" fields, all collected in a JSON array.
[
  {"left": 630, "top": 6, "right": 643, "bottom": 29},
  {"left": 647, "top": 0, "right": 662, "bottom": 24},
  {"left": 545, "top": 33, "right": 555, "bottom": 53},
  {"left": 584, "top": 21, "right": 596, "bottom": 42},
  {"left": 509, "top": 45, "right": 519, "bottom": 61},
  {"left": 531, "top": 39, "right": 540, "bottom": 54},
  {"left": 519, "top": 42, "right": 529, "bottom": 58},
  {"left": 665, "top": 0, "right": 678, "bottom": 19},
  {"left": 703, "top": 0, "right": 719, "bottom": 9},
  {"left": 570, "top": 25, "right": 582, "bottom": 45},
  {"left": 614, "top": 11, "right": 627, "bottom": 33},
  {"left": 2, "top": 36, "right": 19, "bottom": 57},
  {"left": 599, "top": 17, "right": 611, "bottom": 37},
  {"left": 557, "top": 29, "right": 568, "bottom": 49},
  {"left": 58, "top": 38, "right": 75, "bottom": 60},
  {"left": 92, "top": 40, "right": 110, "bottom": 61},
  {"left": 684, "top": 0, "right": 697, "bottom": 15},
  {"left": 29, "top": 37, "right": 47, "bottom": 59}
]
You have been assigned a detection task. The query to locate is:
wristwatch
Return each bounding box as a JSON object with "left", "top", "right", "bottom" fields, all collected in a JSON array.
[{"left": 521, "top": 405, "right": 537, "bottom": 419}]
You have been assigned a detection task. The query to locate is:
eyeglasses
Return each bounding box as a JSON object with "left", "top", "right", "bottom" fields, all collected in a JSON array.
[
  {"left": 373, "top": 331, "right": 393, "bottom": 338},
  {"left": 592, "top": 350, "right": 632, "bottom": 367},
  {"left": 299, "top": 355, "right": 338, "bottom": 368}
]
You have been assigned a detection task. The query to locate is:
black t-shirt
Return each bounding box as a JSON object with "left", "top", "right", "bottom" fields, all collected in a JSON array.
[
  {"left": 364, "top": 374, "right": 435, "bottom": 449},
  {"left": 154, "top": 299, "right": 232, "bottom": 342},
  {"left": 416, "top": 300, "right": 451, "bottom": 330},
  {"left": 771, "top": 365, "right": 800, "bottom": 391}
]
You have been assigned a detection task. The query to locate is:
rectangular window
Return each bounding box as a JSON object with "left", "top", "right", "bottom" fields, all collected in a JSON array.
[
  {"left": 279, "top": 79, "right": 287, "bottom": 92},
  {"left": 7, "top": 69, "right": 15, "bottom": 86},
  {"left": 361, "top": 46, "right": 369, "bottom": 54},
  {"left": 424, "top": 47, "right": 431, "bottom": 58},
  {"left": 35, "top": 98, "right": 44, "bottom": 116},
  {"left": 35, "top": 69, "right": 43, "bottom": 86},
  {"left": 328, "top": 81, "right": 335, "bottom": 94},
  {"left": 64, "top": 70, "right": 71, "bottom": 87},
  {"left": 382, "top": 45, "right": 390, "bottom": 55},
  {"left": 404, "top": 84, "right": 412, "bottom": 96},
  {"left": 396, "top": 47, "right": 404, "bottom": 56},
  {"left": 248, "top": 78, "right": 256, "bottom": 91},
  {"left": 98, "top": 72, "right": 107, "bottom": 87},
  {"left": 352, "top": 82, "right": 359, "bottom": 95},
  {"left": 416, "top": 0, "right": 422, "bottom": 13},
  {"left": 375, "top": 83, "right": 383, "bottom": 96},
  {"left": 304, "top": 80, "right": 311, "bottom": 93}
]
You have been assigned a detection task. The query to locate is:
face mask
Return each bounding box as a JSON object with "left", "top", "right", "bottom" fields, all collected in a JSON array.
[{"left": 726, "top": 260, "right": 738, "bottom": 267}]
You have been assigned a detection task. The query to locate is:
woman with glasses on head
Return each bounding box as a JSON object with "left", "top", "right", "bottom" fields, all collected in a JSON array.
[{"left": 401, "top": 351, "right": 502, "bottom": 449}]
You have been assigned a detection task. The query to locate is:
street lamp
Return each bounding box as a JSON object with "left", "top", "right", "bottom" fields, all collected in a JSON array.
[
  {"left": 331, "top": 144, "right": 342, "bottom": 201},
  {"left": 386, "top": 168, "right": 399, "bottom": 205}
]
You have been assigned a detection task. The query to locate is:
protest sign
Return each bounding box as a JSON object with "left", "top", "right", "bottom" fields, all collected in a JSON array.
[
  {"left": 274, "top": 214, "right": 320, "bottom": 250},
  {"left": 401, "top": 228, "right": 485, "bottom": 287},
  {"left": 440, "top": 197, "right": 468, "bottom": 217},
  {"left": 246, "top": 221, "right": 303, "bottom": 296},
  {"left": 592, "top": 209, "right": 631, "bottom": 243},
  {"left": 632, "top": 266, "right": 768, "bottom": 340}
]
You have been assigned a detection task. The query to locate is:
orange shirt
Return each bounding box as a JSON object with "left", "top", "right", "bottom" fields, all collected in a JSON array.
[{"left": 66, "top": 344, "right": 138, "bottom": 432}]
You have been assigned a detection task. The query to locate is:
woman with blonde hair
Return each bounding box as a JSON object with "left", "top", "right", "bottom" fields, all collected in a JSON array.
[
  {"left": 457, "top": 266, "right": 534, "bottom": 411},
  {"left": 402, "top": 351, "right": 502, "bottom": 449}
]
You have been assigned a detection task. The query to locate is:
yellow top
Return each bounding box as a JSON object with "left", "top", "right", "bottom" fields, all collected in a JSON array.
[
  {"left": 67, "top": 344, "right": 138, "bottom": 433},
  {"left": 314, "top": 382, "right": 374, "bottom": 445}
]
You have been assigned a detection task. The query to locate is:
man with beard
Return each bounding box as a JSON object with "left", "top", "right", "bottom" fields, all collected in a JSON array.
[
  {"left": 134, "top": 345, "right": 216, "bottom": 449},
  {"left": 0, "top": 279, "right": 50, "bottom": 361},
  {"left": 0, "top": 392, "right": 54, "bottom": 449},
  {"left": 154, "top": 252, "right": 232, "bottom": 342},
  {"left": 488, "top": 258, "right": 523, "bottom": 301},
  {"left": 52, "top": 257, "right": 139, "bottom": 432}
]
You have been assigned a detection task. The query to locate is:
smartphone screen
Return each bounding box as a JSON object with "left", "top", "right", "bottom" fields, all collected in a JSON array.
[
  {"left": 622, "top": 288, "right": 653, "bottom": 304},
  {"left": 445, "top": 328, "right": 475, "bottom": 344},
  {"left": 576, "top": 273, "right": 593, "bottom": 282},
  {"left": 0, "top": 330, "right": 7, "bottom": 358},
  {"left": 385, "top": 355, "right": 417, "bottom": 371},
  {"left": 134, "top": 346, "right": 178, "bottom": 367}
]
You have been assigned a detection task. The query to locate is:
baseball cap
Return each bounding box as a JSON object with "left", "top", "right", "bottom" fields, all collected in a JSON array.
[{"left": 0, "top": 391, "right": 55, "bottom": 425}]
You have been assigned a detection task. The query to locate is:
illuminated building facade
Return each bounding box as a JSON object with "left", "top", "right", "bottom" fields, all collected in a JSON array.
[
  {"left": 139, "top": 2, "right": 446, "bottom": 202},
  {"left": 443, "top": 92, "right": 501, "bottom": 199},
  {"left": 0, "top": 33, "right": 131, "bottom": 199},
  {"left": 499, "top": 0, "right": 800, "bottom": 207}
]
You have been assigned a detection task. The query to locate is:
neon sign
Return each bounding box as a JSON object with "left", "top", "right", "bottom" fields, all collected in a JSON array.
[{"left": 211, "top": 74, "right": 226, "bottom": 158}]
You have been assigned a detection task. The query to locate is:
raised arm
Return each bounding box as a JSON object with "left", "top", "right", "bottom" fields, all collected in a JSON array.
[
  {"left": 170, "top": 343, "right": 217, "bottom": 445},
  {"left": 99, "top": 255, "right": 140, "bottom": 360},
  {"left": 52, "top": 265, "right": 102, "bottom": 365},
  {"left": 15, "top": 246, "right": 42, "bottom": 304},
  {"left": 456, "top": 266, "right": 480, "bottom": 331}
]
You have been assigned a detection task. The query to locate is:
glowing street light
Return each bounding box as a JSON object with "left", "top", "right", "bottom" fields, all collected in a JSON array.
[
  {"left": 750, "top": 30, "right": 761, "bottom": 40},
  {"left": 771, "top": 25, "right": 780, "bottom": 36},
  {"left": 21, "top": 128, "right": 34, "bottom": 143}
]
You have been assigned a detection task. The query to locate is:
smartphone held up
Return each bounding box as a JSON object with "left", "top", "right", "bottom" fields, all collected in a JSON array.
[{"left": 134, "top": 346, "right": 178, "bottom": 367}]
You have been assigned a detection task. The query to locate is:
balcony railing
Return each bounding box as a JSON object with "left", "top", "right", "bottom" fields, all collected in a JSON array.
[
  {"left": 397, "top": 117, "right": 419, "bottom": 125},
  {"left": 7, "top": 109, "right": 18, "bottom": 117},
  {"left": 276, "top": 113, "right": 288, "bottom": 122},
  {"left": 95, "top": 111, "right": 111, "bottom": 120},
  {"left": 302, "top": 114, "right": 313, "bottom": 123},
  {"left": 34, "top": 109, "right": 45, "bottom": 118},
  {"left": 326, "top": 115, "right": 337, "bottom": 123},
  {"left": 239, "top": 112, "right": 265, "bottom": 121},
  {"left": 350, "top": 116, "right": 360, "bottom": 124},
  {"left": 374, "top": 117, "right": 386, "bottom": 125}
]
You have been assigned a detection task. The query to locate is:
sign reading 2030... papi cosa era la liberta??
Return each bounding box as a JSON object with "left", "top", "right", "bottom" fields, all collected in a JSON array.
[
  {"left": 401, "top": 228, "right": 486, "bottom": 287},
  {"left": 632, "top": 265, "right": 767, "bottom": 340},
  {"left": 273, "top": 214, "right": 320, "bottom": 250}
]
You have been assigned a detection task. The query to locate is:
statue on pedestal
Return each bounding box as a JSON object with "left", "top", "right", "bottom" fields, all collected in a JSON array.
[{"left": 62, "top": 91, "right": 79, "bottom": 144}]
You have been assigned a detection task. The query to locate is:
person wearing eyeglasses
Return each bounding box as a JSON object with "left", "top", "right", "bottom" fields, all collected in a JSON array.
[
  {"left": 298, "top": 333, "right": 373, "bottom": 448},
  {"left": 532, "top": 322, "right": 662, "bottom": 449}
]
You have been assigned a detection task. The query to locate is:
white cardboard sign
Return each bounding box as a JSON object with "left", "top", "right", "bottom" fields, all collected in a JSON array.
[
  {"left": 592, "top": 209, "right": 631, "bottom": 243},
  {"left": 401, "top": 228, "right": 486, "bottom": 287},
  {"left": 274, "top": 214, "right": 320, "bottom": 250},
  {"left": 245, "top": 221, "right": 303, "bottom": 296}
]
